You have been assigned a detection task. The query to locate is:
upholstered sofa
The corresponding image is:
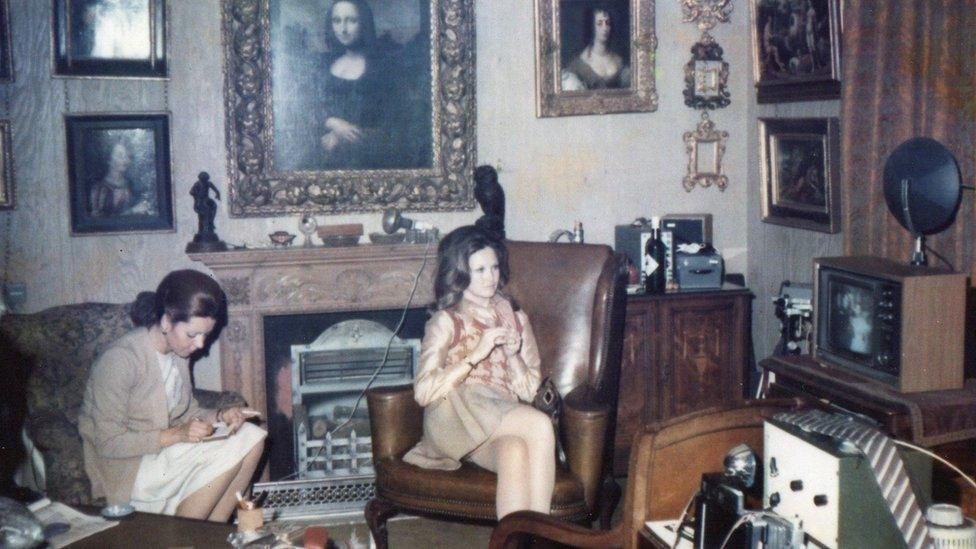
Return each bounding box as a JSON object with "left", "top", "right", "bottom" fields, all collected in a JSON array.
[{"left": 0, "top": 302, "right": 243, "bottom": 504}]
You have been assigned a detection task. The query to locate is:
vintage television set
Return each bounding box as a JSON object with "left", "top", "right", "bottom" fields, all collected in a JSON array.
[{"left": 812, "top": 256, "right": 967, "bottom": 393}]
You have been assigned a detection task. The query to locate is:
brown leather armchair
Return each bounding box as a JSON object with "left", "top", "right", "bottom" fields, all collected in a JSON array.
[
  {"left": 364, "top": 241, "right": 627, "bottom": 548},
  {"left": 489, "top": 399, "right": 800, "bottom": 549}
]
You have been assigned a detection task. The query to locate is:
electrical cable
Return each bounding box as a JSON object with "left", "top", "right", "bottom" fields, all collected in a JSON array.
[
  {"left": 924, "top": 243, "right": 956, "bottom": 271},
  {"left": 718, "top": 512, "right": 756, "bottom": 549},
  {"left": 279, "top": 238, "right": 433, "bottom": 482},
  {"left": 670, "top": 492, "right": 698, "bottom": 549},
  {"left": 893, "top": 439, "right": 976, "bottom": 495}
]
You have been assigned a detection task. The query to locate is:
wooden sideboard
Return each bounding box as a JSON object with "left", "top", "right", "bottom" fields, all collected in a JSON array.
[{"left": 614, "top": 286, "right": 752, "bottom": 474}]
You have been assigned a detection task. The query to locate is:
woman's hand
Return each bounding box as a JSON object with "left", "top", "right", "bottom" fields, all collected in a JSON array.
[
  {"left": 502, "top": 329, "right": 522, "bottom": 357},
  {"left": 218, "top": 407, "right": 247, "bottom": 433},
  {"left": 321, "top": 132, "right": 339, "bottom": 153},
  {"left": 161, "top": 417, "right": 214, "bottom": 446},
  {"left": 325, "top": 117, "right": 362, "bottom": 144},
  {"left": 469, "top": 327, "right": 511, "bottom": 365}
]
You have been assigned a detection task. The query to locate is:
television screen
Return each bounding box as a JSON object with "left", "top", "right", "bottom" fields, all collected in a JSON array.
[{"left": 826, "top": 278, "right": 875, "bottom": 357}]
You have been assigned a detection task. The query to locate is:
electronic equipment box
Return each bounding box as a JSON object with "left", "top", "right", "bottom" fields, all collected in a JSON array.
[
  {"left": 662, "top": 213, "right": 712, "bottom": 246},
  {"left": 764, "top": 413, "right": 932, "bottom": 548}
]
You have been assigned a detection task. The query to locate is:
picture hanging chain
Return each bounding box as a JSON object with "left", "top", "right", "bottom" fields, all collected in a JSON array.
[
  {"left": 62, "top": 78, "right": 70, "bottom": 113},
  {"left": 1, "top": 83, "right": 9, "bottom": 118}
]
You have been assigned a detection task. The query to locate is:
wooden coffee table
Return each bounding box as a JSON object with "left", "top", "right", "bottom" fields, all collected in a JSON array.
[{"left": 65, "top": 507, "right": 234, "bottom": 548}]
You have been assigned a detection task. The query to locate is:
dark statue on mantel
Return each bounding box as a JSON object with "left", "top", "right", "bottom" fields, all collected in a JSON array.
[
  {"left": 474, "top": 165, "right": 505, "bottom": 240},
  {"left": 186, "top": 172, "right": 228, "bottom": 253}
]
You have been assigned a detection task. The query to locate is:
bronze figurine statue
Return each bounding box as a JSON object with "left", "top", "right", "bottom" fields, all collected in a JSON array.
[
  {"left": 186, "top": 172, "right": 228, "bottom": 253},
  {"left": 474, "top": 165, "right": 505, "bottom": 240}
]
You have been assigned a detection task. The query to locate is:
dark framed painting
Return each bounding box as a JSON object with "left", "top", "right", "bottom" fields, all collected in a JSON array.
[
  {"left": 760, "top": 117, "right": 840, "bottom": 233},
  {"left": 535, "top": 0, "right": 657, "bottom": 117},
  {"left": 52, "top": 0, "right": 167, "bottom": 78},
  {"left": 0, "top": 120, "right": 12, "bottom": 209},
  {"left": 0, "top": 0, "right": 12, "bottom": 82},
  {"left": 750, "top": 0, "right": 841, "bottom": 103},
  {"left": 65, "top": 113, "right": 174, "bottom": 235},
  {"left": 221, "top": 0, "right": 476, "bottom": 216}
]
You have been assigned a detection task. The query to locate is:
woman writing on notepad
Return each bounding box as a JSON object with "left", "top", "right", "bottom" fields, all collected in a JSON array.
[{"left": 78, "top": 270, "right": 266, "bottom": 521}]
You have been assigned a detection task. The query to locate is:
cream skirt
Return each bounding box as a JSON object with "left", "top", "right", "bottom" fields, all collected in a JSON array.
[{"left": 130, "top": 422, "right": 266, "bottom": 515}]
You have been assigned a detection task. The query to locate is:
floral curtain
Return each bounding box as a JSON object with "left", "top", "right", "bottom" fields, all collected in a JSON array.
[{"left": 842, "top": 0, "right": 976, "bottom": 274}]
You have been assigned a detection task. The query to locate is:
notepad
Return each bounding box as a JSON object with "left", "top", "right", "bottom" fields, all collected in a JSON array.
[{"left": 203, "top": 421, "right": 232, "bottom": 441}]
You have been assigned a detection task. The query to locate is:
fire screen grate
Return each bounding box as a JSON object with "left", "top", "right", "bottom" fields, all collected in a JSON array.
[{"left": 252, "top": 476, "right": 376, "bottom": 519}]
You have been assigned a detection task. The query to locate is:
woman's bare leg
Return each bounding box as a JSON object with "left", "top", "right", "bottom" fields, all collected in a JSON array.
[
  {"left": 208, "top": 440, "right": 264, "bottom": 521},
  {"left": 468, "top": 405, "right": 555, "bottom": 518},
  {"left": 175, "top": 439, "right": 265, "bottom": 522},
  {"left": 175, "top": 463, "right": 241, "bottom": 520}
]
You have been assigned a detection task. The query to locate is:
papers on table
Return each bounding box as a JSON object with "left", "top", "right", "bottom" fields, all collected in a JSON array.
[{"left": 28, "top": 498, "right": 118, "bottom": 548}]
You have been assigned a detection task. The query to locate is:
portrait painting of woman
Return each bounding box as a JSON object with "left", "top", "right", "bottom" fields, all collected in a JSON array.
[
  {"left": 559, "top": 0, "right": 632, "bottom": 91},
  {"left": 271, "top": 0, "right": 433, "bottom": 172},
  {"left": 66, "top": 114, "right": 174, "bottom": 234}
]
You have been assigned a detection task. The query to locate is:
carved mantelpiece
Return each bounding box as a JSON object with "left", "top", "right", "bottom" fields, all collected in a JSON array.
[{"left": 189, "top": 244, "right": 436, "bottom": 416}]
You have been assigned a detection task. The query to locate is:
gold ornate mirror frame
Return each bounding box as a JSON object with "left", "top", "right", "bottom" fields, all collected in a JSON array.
[{"left": 683, "top": 113, "right": 728, "bottom": 191}]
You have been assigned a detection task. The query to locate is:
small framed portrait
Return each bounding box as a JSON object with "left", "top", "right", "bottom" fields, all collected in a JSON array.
[
  {"left": 535, "top": 0, "right": 658, "bottom": 117},
  {"left": 750, "top": 0, "right": 841, "bottom": 103},
  {"left": 0, "top": 120, "right": 13, "bottom": 209},
  {"left": 65, "top": 113, "right": 174, "bottom": 235},
  {"left": 760, "top": 117, "right": 840, "bottom": 233},
  {"left": 0, "top": 0, "right": 13, "bottom": 82},
  {"left": 53, "top": 0, "right": 167, "bottom": 78}
]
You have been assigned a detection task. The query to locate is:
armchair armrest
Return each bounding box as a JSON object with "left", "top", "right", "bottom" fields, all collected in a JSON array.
[
  {"left": 26, "top": 413, "right": 79, "bottom": 453},
  {"left": 489, "top": 510, "right": 622, "bottom": 549},
  {"left": 561, "top": 385, "right": 610, "bottom": 509},
  {"left": 366, "top": 384, "right": 422, "bottom": 460}
]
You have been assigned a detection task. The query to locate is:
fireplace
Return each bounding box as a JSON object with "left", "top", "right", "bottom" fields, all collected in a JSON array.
[
  {"left": 263, "top": 310, "right": 426, "bottom": 481},
  {"left": 189, "top": 244, "right": 436, "bottom": 516}
]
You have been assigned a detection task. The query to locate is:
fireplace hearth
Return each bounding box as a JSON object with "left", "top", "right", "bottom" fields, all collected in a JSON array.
[{"left": 190, "top": 244, "right": 436, "bottom": 516}]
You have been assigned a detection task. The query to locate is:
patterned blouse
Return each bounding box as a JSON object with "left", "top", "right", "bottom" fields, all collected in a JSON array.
[{"left": 413, "top": 295, "right": 542, "bottom": 407}]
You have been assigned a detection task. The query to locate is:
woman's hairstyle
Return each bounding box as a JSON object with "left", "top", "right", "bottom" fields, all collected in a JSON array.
[
  {"left": 324, "top": 0, "right": 377, "bottom": 52},
  {"left": 130, "top": 269, "right": 225, "bottom": 328},
  {"left": 581, "top": 3, "right": 614, "bottom": 47},
  {"left": 433, "top": 225, "right": 511, "bottom": 311}
]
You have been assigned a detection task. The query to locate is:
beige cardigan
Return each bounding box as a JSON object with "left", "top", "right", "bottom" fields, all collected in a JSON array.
[{"left": 77, "top": 328, "right": 218, "bottom": 504}]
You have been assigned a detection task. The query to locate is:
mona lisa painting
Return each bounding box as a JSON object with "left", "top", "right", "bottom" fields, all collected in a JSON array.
[{"left": 222, "top": 0, "right": 476, "bottom": 216}]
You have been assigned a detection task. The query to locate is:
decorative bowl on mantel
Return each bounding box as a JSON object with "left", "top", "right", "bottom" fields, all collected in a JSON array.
[
  {"left": 320, "top": 234, "right": 361, "bottom": 247},
  {"left": 269, "top": 231, "right": 297, "bottom": 247},
  {"left": 317, "top": 223, "right": 363, "bottom": 247}
]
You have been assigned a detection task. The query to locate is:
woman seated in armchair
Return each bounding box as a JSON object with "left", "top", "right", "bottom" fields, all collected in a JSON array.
[
  {"left": 78, "top": 270, "right": 266, "bottom": 521},
  {"left": 402, "top": 226, "right": 555, "bottom": 518}
]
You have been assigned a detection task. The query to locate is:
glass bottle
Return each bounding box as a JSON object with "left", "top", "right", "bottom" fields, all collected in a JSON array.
[{"left": 644, "top": 217, "right": 667, "bottom": 294}]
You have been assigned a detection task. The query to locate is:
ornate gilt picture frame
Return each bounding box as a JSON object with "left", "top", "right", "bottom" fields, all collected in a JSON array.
[
  {"left": 683, "top": 114, "right": 728, "bottom": 191},
  {"left": 759, "top": 117, "right": 840, "bottom": 233},
  {"left": 534, "top": 0, "right": 657, "bottom": 118},
  {"left": 221, "top": 0, "right": 476, "bottom": 216}
]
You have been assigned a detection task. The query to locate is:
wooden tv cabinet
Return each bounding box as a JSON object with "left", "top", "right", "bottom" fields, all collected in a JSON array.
[{"left": 613, "top": 286, "right": 752, "bottom": 475}]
